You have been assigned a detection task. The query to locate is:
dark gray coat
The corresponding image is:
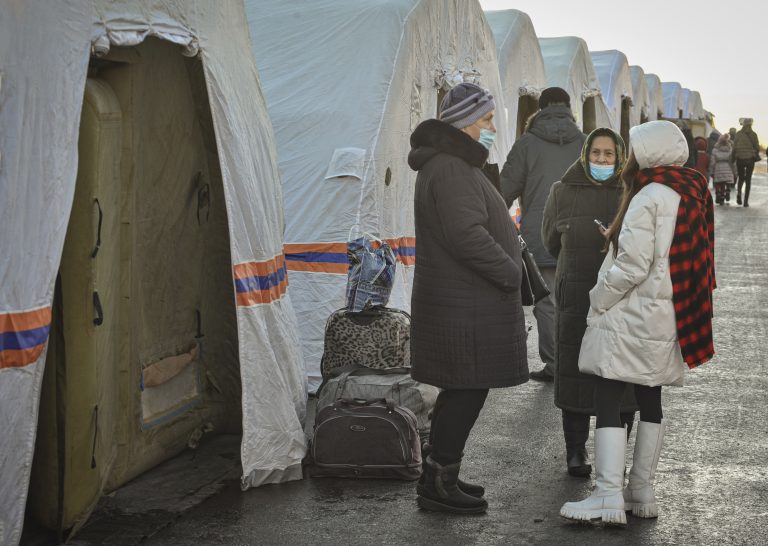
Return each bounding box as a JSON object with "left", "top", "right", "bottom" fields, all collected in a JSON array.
[
  {"left": 500, "top": 105, "right": 586, "bottom": 268},
  {"left": 542, "top": 157, "right": 637, "bottom": 414},
  {"left": 408, "top": 120, "right": 529, "bottom": 389}
]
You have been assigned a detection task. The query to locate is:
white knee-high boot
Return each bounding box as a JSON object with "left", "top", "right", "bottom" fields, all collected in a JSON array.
[
  {"left": 624, "top": 420, "right": 665, "bottom": 518},
  {"left": 560, "top": 427, "right": 627, "bottom": 525}
]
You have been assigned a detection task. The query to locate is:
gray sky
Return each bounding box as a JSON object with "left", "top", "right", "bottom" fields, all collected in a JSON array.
[{"left": 480, "top": 0, "right": 767, "bottom": 145}]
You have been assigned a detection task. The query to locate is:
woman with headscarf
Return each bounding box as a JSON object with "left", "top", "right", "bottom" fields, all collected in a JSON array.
[
  {"left": 541, "top": 128, "right": 636, "bottom": 480},
  {"left": 408, "top": 83, "right": 529, "bottom": 514},
  {"left": 560, "top": 120, "right": 716, "bottom": 526}
]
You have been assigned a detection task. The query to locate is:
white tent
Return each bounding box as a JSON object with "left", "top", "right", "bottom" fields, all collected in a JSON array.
[
  {"left": 0, "top": 1, "right": 306, "bottom": 543},
  {"left": 538, "top": 36, "right": 614, "bottom": 133},
  {"left": 682, "top": 88, "right": 706, "bottom": 120},
  {"left": 485, "top": 9, "right": 547, "bottom": 140},
  {"left": 644, "top": 73, "right": 664, "bottom": 121},
  {"left": 683, "top": 89, "right": 712, "bottom": 137},
  {"left": 590, "top": 50, "right": 633, "bottom": 141},
  {"left": 662, "top": 81, "right": 685, "bottom": 119},
  {"left": 246, "top": 0, "right": 511, "bottom": 392},
  {"left": 629, "top": 65, "right": 651, "bottom": 127}
]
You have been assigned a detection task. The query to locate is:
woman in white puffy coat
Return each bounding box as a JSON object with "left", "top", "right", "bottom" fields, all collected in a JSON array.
[
  {"left": 709, "top": 133, "right": 736, "bottom": 205},
  {"left": 560, "top": 120, "right": 716, "bottom": 526}
]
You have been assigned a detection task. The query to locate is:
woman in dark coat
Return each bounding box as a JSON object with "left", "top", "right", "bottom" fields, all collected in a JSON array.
[
  {"left": 541, "top": 128, "right": 636, "bottom": 478},
  {"left": 409, "top": 83, "right": 528, "bottom": 514}
]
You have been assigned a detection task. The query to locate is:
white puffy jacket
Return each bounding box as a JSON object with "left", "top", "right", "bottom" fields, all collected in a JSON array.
[{"left": 578, "top": 121, "right": 691, "bottom": 386}]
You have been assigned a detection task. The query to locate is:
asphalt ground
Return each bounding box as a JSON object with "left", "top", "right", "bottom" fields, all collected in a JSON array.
[{"left": 25, "top": 169, "right": 768, "bottom": 546}]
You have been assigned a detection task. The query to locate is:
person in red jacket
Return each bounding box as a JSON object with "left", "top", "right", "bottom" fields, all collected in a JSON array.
[{"left": 694, "top": 136, "right": 709, "bottom": 178}]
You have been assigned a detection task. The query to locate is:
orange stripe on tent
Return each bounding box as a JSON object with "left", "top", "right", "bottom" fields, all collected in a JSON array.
[
  {"left": 233, "top": 255, "right": 286, "bottom": 279},
  {"left": 0, "top": 346, "right": 46, "bottom": 370},
  {"left": 0, "top": 307, "right": 52, "bottom": 334},
  {"left": 284, "top": 242, "right": 348, "bottom": 254},
  {"left": 286, "top": 261, "right": 349, "bottom": 274},
  {"left": 384, "top": 237, "right": 416, "bottom": 266},
  {"left": 384, "top": 237, "right": 416, "bottom": 248}
]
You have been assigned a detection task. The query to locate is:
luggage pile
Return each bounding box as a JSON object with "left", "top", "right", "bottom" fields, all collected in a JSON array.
[{"left": 306, "top": 237, "right": 438, "bottom": 480}]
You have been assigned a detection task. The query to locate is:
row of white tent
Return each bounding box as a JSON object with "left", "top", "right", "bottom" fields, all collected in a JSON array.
[
  {"left": 266, "top": 4, "right": 715, "bottom": 395},
  {"left": 0, "top": 1, "right": 714, "bottom": 543}
]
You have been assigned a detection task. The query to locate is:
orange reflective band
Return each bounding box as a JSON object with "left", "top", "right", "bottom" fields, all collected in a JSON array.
[
  {"left": 0, "top": 346, "right": 46, "bottom": 370},
  {"left": 0, "top": 307, "right": 52, "bottom": 334}
]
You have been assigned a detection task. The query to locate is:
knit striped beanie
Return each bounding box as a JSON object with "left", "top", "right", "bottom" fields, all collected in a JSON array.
[{"left": 439, "top": 83, "right": 495, "bottom": 129}]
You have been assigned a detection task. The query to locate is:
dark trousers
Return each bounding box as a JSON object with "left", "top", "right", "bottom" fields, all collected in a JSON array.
[
  {"left": 736, "top": 159, "right": 755, "bottom": 203},
  {"left": 562, "top": 408, "right": 635, "bottom": 442},
  {"left": 430, "top": 389, "right": 489, "bottom": 465},
  {"left": 714, "top": 183, "right": 727, "bottom": 203},
  {"left": 595, "top": 377, "right": 662, "bottom": 429},
  {"left": 533, "top": 267, "right": 557, "bottom": 372}
]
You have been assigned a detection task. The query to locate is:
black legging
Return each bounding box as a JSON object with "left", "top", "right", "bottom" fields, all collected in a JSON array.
[
  {"left": 736, "top": 159, "right": 755, "bottom": 203},
  {"left": 595, "top": 377, "right": 662, "bottom": 428},
  {"left": 429, "top": 389, "right": 489, "bottom": 465}
]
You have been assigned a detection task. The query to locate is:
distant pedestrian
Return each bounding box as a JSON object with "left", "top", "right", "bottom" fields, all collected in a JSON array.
[
  {"left": 733, "top": 118, "right": 761, "bottom": 207},
  {"left": 408, "top": 83, "right": 529, "bottom": 514},
  {"left": 678, "top": 122, "right": 697, "bottom": 168},
  {"left": 707, "top": 129, "right": 721, "bottom": 155},
  {"left": 541, "top": 128, "right": 636, "bottom": 479},
  {"left": 694, "top": 136, "right": 709, "bottom": 178},
  {"left": 500, "top": 86, "right": 586, "bottom": 382},
  {"left": 709, "top": 133, "right": 736, "bottom": 204},
  {"left": 560, "top": 120, "right": 716, "bottom": 526}
]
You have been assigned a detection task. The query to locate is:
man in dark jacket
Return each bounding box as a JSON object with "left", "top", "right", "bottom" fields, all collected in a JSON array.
[
  {"left": 500, "top": 87, "right": 586, "bottom": 382},
  {"left": 733, "top": 117, "right": 761, "bottom": 207},
  {"left": 409, "top": 83, "right": 528, "bottom": 514}
]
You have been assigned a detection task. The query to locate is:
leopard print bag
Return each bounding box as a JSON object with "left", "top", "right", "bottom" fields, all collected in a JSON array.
[{"left": 321, "top": 307, "right": 411, "bottom": 377}]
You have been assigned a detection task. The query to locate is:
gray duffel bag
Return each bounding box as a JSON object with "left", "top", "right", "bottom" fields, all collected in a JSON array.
[{"left": 316, "top": 367, "right": 438, "bottom": 434}]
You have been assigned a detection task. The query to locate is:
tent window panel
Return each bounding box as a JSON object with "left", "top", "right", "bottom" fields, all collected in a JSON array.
[{"left": 324, "top": 147, "right": 366, "bottom": 180}]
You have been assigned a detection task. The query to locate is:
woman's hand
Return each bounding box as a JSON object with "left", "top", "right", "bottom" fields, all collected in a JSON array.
[{"left": 594, "top": 219, "right": 609, "bottom": 238}]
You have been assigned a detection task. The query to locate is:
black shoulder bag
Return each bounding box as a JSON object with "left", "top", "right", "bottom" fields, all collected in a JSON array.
[{"left": 519, "top": 235, "right": 550, "bottom": 306}]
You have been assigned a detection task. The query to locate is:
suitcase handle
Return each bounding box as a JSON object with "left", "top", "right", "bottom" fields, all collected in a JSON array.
[{"left": 337, "top": 397, "right": 396, "bottom": 412}]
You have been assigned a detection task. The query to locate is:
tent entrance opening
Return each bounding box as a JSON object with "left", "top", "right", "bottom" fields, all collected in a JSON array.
[
  {"left": 582, "top": 97, "right": 597, "bottom": 133},
  {"left": 27, "top": 38, "right": 242, "bottom": 538},
  {"left": 516, "top": 96, "right": 539, "bottom": 139}
]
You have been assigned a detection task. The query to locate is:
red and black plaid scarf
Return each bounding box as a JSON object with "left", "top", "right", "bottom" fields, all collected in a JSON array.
[{"left": 636, "top": 166, "right": 716, "bottom": 368}]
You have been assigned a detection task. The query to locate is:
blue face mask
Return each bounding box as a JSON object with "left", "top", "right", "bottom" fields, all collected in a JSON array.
[
  {"left": 589, "top": 162, "right": 615, "bottom": 181},
  {"left": 478, "top": 128, "right": 496, "bottom": 150}
]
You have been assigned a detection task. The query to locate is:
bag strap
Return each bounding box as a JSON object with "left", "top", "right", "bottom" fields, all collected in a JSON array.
[{"left": 332, "top": 365, "right": 410, "bottom": 401}]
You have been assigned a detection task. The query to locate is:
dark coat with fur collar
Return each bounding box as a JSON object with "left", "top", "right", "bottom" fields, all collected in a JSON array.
[{"left": 408, "top": 119, "right": 528, "bottom": 389}]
